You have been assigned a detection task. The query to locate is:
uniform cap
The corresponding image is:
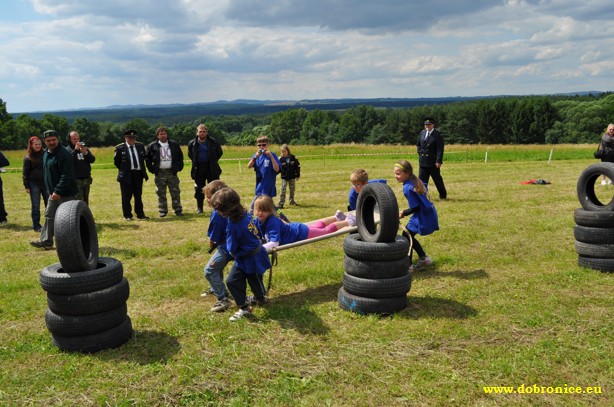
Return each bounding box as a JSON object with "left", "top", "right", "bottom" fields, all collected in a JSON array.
[
  {"left": 43, "top": 130, "right": 58, "bottom": 138},
  {"left": 124, "top": 129, "right": 138, "bottom": 138},
  {"left": 423, "top": 118, "right": 436, "bottom": 125}
]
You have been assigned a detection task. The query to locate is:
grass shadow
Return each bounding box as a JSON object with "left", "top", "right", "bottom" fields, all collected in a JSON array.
[
  {"left": 96, "top": 222, "right": 140, "bottom": 231},
  {"left": 99, "top": 246, "right": 139, "bottom": 258},
  {"left": 261, "top": 283, "right": 340, "bottom": 335},
  {"left": 96, "top": 329, "right": 180, "bottom": 365},
  {"left": 415, "top": 268, "right": 489, "bottom": 280},
  {"left": 401, "top": 295, "right": 478, "bottom": 319}
]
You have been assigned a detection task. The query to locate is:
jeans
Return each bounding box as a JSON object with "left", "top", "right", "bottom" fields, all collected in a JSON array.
[
  {"left": 204, "top": 247, "right": 231, "bottom": 300},
  {"left": 226, "top": 264, "right": 266, "bottom": 308},
  {"left": 29, "top": 182, "right": 48, "bottom": 229}
]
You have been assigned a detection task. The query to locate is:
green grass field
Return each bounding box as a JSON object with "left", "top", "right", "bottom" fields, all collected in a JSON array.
[{"left": 0, "top": 144, "right": 611, "bottom": 406}]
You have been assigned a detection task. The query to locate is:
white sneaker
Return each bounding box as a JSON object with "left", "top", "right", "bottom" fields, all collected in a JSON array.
[
  {"left": 335, "top": 210, "right": 346, "bottom": 221},
  {"left": 414, "top": 256, "right": 433, "bottom": 269},
  {"left": 601, "top": 180, "right": 607, "bottom": 185},
  {"left": 0, "top": 168, "right": 6, "bottom": 173},
  {"left": 346, "top": 214, "right": 357, "bottom": 227},
  {"left": 229, "top": 307, "right": 252, "bottom": 321}
]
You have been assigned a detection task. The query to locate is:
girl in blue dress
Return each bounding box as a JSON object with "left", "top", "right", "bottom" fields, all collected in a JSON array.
[
  {"left": 393, "top": 160, "right": 439, "bottom": 270},
  {"left": 253, "top": 195, "right": 355, "bottom": 252},
  {"left": 210, "top": 188, "right": 272, "bottom": 321}
]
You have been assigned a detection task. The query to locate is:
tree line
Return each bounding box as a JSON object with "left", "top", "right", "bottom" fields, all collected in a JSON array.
[{"left": 0, "top": 93, "right": 612, "bottom": 150}]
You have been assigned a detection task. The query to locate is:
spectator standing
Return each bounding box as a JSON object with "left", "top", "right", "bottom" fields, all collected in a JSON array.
[
  {"left": 30, "top": 130, "right": 78, "bottom": 249},
  {"left": 146, "top": 126, "right": 184, "bottom": 217},
  {"left": 114, "top": 129, "right": 149, "bottom": 220},
  {"left": 597, "top": 123, "right": 614, "bottom": 185},
  {"left": 0, "top": 150, "right": 9, "bottom": 225},
  {"left": 416, "top": 117, "right": 447, "bottom": 200},
  {"left": 247, "top": 136, "right": 281, "bottom": 198},
  {"left": 22, "top": 136, "right": 48, "bottom": 231},
  {"left": 187, "top": 124, "right": 223, "bottom": 214},
  {"left": 277, "top": 144, "right": 300, "bottom": 208},
  {"left": 66, "top": 131, "right": 95, "bottom": 205}
]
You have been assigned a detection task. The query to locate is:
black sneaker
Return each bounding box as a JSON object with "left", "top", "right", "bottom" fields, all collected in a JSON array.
[
  {"left": 159, "top": 212, "right": 167, "bottom": 218},
  {"left": 175, "top": 212, "right": 183, "bottom": 216},
  {"left": 246, "top": 295, "right": 268, "bottom": 306},
  {"left": 137, "top": 215, "right": 150, "bottom": 220},
  {"left": 30, "top": 240, "right": 53, "bottom": 250}
]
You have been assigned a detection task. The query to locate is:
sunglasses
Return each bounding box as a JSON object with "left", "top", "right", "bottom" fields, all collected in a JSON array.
[{"left": 257, "top": 143, "right": 267, "bottom": 147}]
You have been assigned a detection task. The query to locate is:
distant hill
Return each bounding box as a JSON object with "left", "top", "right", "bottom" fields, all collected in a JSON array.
[{"left": 16, "top": 93, "right": 605, "bottom": 124}]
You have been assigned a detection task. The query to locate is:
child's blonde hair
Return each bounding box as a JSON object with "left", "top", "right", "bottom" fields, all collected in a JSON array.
[
  {"left": 396, "top": 160, "right": 426, "bottom": 195},
  {"left": 280, "top": 143, "right": 291, "bottom": 154},
  {"left": 350, "top": 169, "right": 369, "bottom": 184},
  {"left": 253, "top": 195, "right": 276, "bottom": 214},
  {"left": 203, "top": 180, "right": 228, "bottom": 197},
  {"left": 256, "top": 135, "right": 269, "bottom": 144}
]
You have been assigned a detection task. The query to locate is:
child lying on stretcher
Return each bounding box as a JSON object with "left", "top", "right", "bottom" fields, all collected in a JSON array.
[{"left": 253, "top": 195, "right": 356, "bottom": 253}]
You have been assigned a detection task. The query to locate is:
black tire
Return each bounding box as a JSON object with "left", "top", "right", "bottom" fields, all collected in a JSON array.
[
  {"left": 573, "top": 208, "right": 614, "bottom": 227},
  {"left": 343, "top": 233, "right": 409, "bottom": 261},
  {"left": 39, "top": 258, "right": 123, "bottom": 295},
  {"left": 47, "top": 278, "right": 130, "bottom": 316},
  {"left": 577, "top": 163, "right": 614, "bottom": 211},
  {"left": 342, "top": 272, "right": 411, "bottom": 299},
  {"left": 344, "top": 255, "right": 410, "bottom": 279},
  {"left": 45, "top": 304, "right": 128, "bottom": 337},
  {"left": 574, "top": 240, "right": 614, "bottom": 258},
  {"left": 356, "top": 182, "right": 399, "bottom": 243},
  {"left": 55, "top": 200, "right": 99, "bottom": 272},
  {"left": 338, "top": 287, "right": 407, "bottom": 315},
  {"left": 51, "top": 316, "right": 133, "bottom": 353},
  {"left": 578, "top": 256, "right": 614, "bottom": 273},
  {"left": 573, "top": 225, "right": 614, "bottom": 244}
]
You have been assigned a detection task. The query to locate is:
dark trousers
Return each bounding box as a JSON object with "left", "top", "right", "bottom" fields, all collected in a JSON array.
[
  {"left": 225, "top": 263, "right": 266, "bottom": 308},
  {"left": 120, "top": 171, "right": 145, "bottom": 218},
  {"left": 193, "top": 163, "right": 216, "bottom": 210},
  {"left": 403, "top": 229, "right": 426, "bottom": 265},
  {"left": 419, "top": 166, "right": 447, "bottom": 199},
  {"left": 0, "top": 177, "right": 6, "bottom": 221}
]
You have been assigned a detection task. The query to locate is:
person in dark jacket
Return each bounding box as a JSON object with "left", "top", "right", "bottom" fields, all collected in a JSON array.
[
  {"left": 416, "top": 117, "right": 447, "bottom": 200},
  {"left": 598, "top": 123, "right": 614, "bottom": 185},
  {"left": 30, "top": 130, "right": 78, "bottom": 249},
  {"left": 114, "top": 129, "right": 149, "bottom": 220},
  {"left": 146, "top": 126, "right": 184, "bottom": 217},
  {"left": 23, "top": 136, "right": 48, "bottom": 231},
  {"left": 0, "top": 150, "right": 9, "bottom": 225},
  {"left": 277, "top": 143, "right": 300, "bottom": 208},
  {"left": 187, "top": 123, "right": 223, "bottom": 213},
  {"left": 66, "top": 131, "right": 95, "bottom": 205}
]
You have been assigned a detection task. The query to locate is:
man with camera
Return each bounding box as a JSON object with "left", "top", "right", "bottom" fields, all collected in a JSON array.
[{"left": 66, "top": 131, "right": 95, "bottom": 205}]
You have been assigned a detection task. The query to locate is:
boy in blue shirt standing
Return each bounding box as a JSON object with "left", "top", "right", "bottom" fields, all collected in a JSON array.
[{"left": 247, "top": 136, "right": 281, "bottom": 198}]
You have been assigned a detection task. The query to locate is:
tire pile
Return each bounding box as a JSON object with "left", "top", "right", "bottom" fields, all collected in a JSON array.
[
  {"left": 574, "top": 162, "right": 614, "bottom": 273},
  {"left": 39, "top": 200, "right": 133, "bottom": 352},
  {"left": 338, "top": 182, "right": 412, "bottom": 314}
]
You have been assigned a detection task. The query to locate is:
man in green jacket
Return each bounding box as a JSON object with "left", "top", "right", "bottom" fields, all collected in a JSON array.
[{"left": 31, "top": 130, "right": 78, "bottom": 250}]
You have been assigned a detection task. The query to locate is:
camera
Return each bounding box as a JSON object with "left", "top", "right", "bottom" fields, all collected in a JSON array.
[
  {"left": 258, "top": 149, "right": 266, "bottom": 154},
  {"left": 79, "top": 142, "right": 86, "bottom": 147}
]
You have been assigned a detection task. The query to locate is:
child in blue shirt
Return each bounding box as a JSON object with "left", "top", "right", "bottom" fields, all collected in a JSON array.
[
  {"left": 393, "top": 159, "right": 439, "bottom": 271},
  {"left": 211, "top": 188, "right": 271, "bottom": 321},
  {"left": 202, "top": 180, "right": 233, "bottom": 313},
  {"left": 247, "top": 136, "right": 281, "bottom": 198},
  {"left": 253, "top": 195, "right": 355, "bottom": 252},
  {"left": 348, "top": 168, "right": 387, "bottom": 211}
]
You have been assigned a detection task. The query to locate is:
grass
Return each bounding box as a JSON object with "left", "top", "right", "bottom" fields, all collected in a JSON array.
[{"left": 0, "top": 144, "right": 612, "bottom": 406}]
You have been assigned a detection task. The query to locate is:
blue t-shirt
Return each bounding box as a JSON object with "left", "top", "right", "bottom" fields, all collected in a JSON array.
[
  {"left": 226, "top": 212, "right": 271, "bottom": 274},
  {"left": 207, "top": 209, "right": 228, "bottom": 244},
  {"left": 197, "top": 141, "right": 209, "bottom": 163},
  {"left": 403, "top": 180, "right": 439, "bottom": 236},
  {"left": 253, "top": 152, "right": 281, "bottom": 197},
  {"left": 258, "top": 215, "right": 309, "bottom": 245},
  {"left": 348, "top": 179, "right": 388, "bottom": 210}
]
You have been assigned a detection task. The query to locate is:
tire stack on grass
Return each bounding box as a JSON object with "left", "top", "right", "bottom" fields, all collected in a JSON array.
[
  {"left": 574, "top": 162, "right": 614, "bottom": 273},
  {"left": 39, "top": 200, "right": 133, "bottom": 352},
  {"left": 338, "top": 183, "right": 411, "bottom": 315}
]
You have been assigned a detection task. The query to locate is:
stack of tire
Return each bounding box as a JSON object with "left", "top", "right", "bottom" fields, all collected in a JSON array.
[
  {"left": 574, "top": 162, "right": 614, "bottom": 273},
  {"left": 338, "top": 183, "right": 412, "bottom": 314},
  {"left": 39, "top": 200, "right": 133, "bottom": 352}
]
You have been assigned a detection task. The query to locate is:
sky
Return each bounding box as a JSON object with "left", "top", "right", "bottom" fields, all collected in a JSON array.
[{"left": 1, "top": 0, "right": 613, "bottom": 113}]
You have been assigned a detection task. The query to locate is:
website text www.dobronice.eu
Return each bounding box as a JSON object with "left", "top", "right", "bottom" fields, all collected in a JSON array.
[{"left": 483, "top": 384, "right": 603, "bottom": 395}]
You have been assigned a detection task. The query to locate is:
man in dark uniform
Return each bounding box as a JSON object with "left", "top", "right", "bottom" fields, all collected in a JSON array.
[
  {"left": 187, "top": 124, "right": 223, "bottom": 214},
  {"left": 66, "top": 130, "right": 95, "bottom": 205},
  {"left": 114, "top": 129, "right": 149, "bottom": 220},
  {"left": 30, "top": 130, "right": 78, "bottom": 249},
  {"left": 416, "top": 117, "right": 447, "bottom": 200}
]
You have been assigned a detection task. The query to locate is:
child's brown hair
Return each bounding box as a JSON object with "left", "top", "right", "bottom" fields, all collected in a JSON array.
[
  {"left": 396, "top": 160, "right": 426, "bottom": 195},
  {"left": 211, "top": 188, "right": 245, "bottom": 222},
  {"left": 253, "top": 195, "right": 276, "bottom": 214},
  {"left": 203, "top": 180, "right": 228, "bottom": 197},
  {"left": 350, "top": 169, "right": 369, "bottom": 185}
]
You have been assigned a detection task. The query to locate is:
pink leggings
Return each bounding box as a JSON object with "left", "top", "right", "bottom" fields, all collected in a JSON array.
[{"left": 307, "top": 220, "right": 339, "bottom": 238}]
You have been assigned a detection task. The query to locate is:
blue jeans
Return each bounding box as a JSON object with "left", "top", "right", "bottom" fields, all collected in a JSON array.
[
  {"left": 204, "top": 247, "right": 231, "bottom": 300},
  {"left": 29, "top": 182, "right": 47, "bottom": 229},
  {"left": 225, "top": 264, "right": 266, "bottom": 308}
]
